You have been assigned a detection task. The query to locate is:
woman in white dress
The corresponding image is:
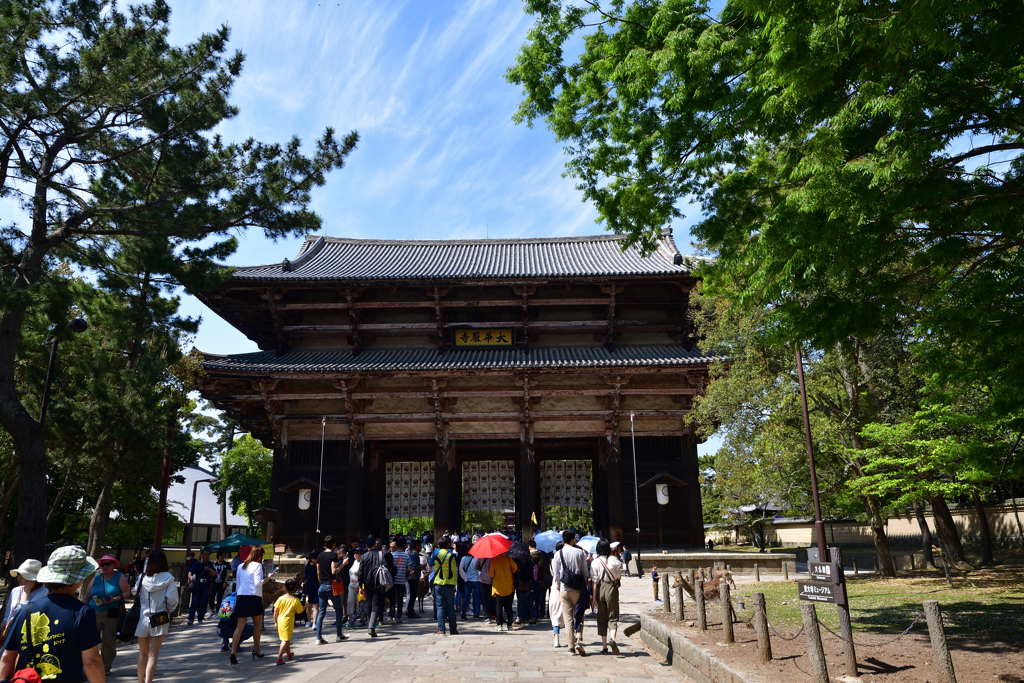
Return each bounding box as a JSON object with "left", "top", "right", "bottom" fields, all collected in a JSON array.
[
  {"left": 135, "top": 550, "right": 179, "bottom": 683},
  {"left": 548, "top": 542, "right": 565, "bottom": 648}
]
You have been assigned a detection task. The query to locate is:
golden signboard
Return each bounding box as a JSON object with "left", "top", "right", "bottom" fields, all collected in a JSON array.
[{"left": 454, "top": 328, "right": 513, "bottom": 347}]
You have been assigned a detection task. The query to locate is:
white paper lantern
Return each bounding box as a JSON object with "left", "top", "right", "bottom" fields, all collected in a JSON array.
[
  {"left": 656, "top": 484, "right": 670, "bottom": 505},
  {"left": 299, "top": 488, "right": 312, "bottom": 511}
]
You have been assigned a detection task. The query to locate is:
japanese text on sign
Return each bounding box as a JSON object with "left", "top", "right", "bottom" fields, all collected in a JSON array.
[
  {"left": 797, "top": 580, "right": 837, "bottom": 603},
  {"left": 453, "top": 328, "right": 513, "bottom": 347}
]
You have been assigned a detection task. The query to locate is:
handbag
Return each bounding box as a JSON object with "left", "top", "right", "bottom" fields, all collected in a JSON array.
[
  {"left": 558, "top": 549, "right": 584, "bottom": 591},
  {"left": 146, "top": 583, "right": 171, "bottom": 628},
  {"left": 117, "top": 575, "right": 141, "bottom": 642}
]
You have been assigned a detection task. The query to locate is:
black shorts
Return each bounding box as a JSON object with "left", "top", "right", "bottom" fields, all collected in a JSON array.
[{"left": 233, "top": 594, "right": 265, "bottom": 618}]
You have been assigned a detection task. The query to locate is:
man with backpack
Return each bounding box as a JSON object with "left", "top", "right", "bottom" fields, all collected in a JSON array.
[
  {"left": 549, "top": 530, "right": 588, "bottom": 656},
  {"left": 405, "top": 540, "right": 422, "bottom": 619},
  {"left": 431, "top": 537, "right": 459, "bottom": 636},
  {"left": 357, "top": 537, "right": 396, "bottom": 638}
]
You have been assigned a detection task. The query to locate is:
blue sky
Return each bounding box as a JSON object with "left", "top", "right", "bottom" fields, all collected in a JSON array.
[
  {"left": 164, "top": 0, "right": 708, "bottom": 357},
  {"left": 165, "top": 0, "right": 721, "bottom": 455}
]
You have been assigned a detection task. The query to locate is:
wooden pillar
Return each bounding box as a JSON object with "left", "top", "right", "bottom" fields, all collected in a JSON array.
[
  {"left": 367, "top": 443, "right": 385, "bottom": 539},
  {"left": 682, "top": 433, "right": 704, "bottom": 549},
  {"left": 604, "top": 377, "right": 626, "bottom": 542},
  {"left": 434, "top": 422, "right": 452, "bottom": 541},
  {"left": 345, "top": 421, "right": 365, "bottom": 541},
  {"left": 519, "top": 423, "right": 538, "bottom": 539}
]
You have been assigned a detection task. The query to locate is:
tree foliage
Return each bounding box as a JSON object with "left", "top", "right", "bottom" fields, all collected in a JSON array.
[
  {"left": 213, "top": 433, "right": 272, "bottom": 531},
  {"left": 0, "top": 0, "right": 357, "bottom": 562}
]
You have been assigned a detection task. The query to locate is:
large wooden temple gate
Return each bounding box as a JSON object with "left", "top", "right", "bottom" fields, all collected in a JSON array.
[{"left": 197, "top": 232, "right": 716, "bottom": 550}]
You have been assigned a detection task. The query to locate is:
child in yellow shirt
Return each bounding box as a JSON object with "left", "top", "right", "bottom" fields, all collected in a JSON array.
[{"left": 273, "top": 579, "right": 305, "bottom": 665}]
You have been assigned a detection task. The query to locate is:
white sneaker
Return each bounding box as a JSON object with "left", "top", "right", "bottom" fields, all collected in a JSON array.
[{"left": 553, "top": 636, "right": 561, "bottom": 648}]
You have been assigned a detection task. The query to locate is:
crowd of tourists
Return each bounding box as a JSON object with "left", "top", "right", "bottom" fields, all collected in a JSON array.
[{"left": 0, "top": 529, "right": 628, "bottom": 682}]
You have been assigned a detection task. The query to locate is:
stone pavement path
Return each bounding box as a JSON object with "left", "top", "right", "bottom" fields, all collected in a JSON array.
[{"left": 108, "top": 577, "right": 688, "bottom": 682}]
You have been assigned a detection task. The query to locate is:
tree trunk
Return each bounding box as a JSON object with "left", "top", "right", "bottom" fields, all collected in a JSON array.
[
  {"left": 912, "top": 501, "right": 937, "bottom": 569},
  {"left": 863, "top": 494, "right": 896, "bottom": 577},
  {"left": 219, "top": 426, "right": 234, "bottom": 541},
  {"left": 0, "top": 474, "right": 19, "bottom": 552},
  {"left": 46, "top": 469, "right": 73, "bottom": 529},
  {"left": 86, "top": 468, "right": 117, "bottom": 558},
  {"left": 971, "top": 491, "right": 994, "bottom": 565},
  {"left": 929, "top": 496, "right": 970, "bottom": 568}
]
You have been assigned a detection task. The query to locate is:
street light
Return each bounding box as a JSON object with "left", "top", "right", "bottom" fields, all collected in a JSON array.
[
  {"left": 630, "top": 411, "right": 644, "bottom": 577},
  {"left": 183, "top": 477, "right": 218, "bottom": 567},
  {"left": 37, "top": 317, "right": 88, "bottom": 427}
]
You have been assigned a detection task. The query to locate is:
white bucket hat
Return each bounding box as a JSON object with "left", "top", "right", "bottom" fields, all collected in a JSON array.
[{"left": 9, "top": 559, "right": 42, "bottom": 581}]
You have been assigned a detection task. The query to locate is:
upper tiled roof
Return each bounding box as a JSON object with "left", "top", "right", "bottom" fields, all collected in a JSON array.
[
  {"left": 202, "top": 345, "right": 715, "bottom": 374},
  {"left": 227, "top": 231, "right": 701, "bottom": 282}
]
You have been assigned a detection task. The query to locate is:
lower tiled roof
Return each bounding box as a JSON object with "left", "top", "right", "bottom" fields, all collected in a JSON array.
[{"left": 202, "top": 345, "right": 715, "bottom": 374}]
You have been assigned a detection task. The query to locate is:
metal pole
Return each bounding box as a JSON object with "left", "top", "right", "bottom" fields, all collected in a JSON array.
[
  {"left": 315, "top": 416, "right": 326, "bottom": 548},
  {"left": 154, "top": 406, "right": 178, "bottom": 549},
  {"left": 795, "top": 347, "right": 827, "bottom": 561},
  {"left": 631, "top": 411, "right": 643, "bottom": 577},
  {"left": 37, "top": 339, "right": 60, "bottom": 427},
  {"left": 184, "top": 478, "right": 217, "bottom": 568}
]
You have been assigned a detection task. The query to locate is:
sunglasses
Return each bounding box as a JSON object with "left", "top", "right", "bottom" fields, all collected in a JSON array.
[{"left": 99, "top": 562, "right": 114, "bottom": 567}]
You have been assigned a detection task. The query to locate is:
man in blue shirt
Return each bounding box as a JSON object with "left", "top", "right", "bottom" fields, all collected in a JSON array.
[
  {"left": 187, "top": 549, "right": 216, "bottom": 625},
  {"left": 0, "top": 545, "right": 104, "bottom": 683}
]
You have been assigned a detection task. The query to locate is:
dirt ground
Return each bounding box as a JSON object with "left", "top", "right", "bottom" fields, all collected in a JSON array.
[{"left": 650, "top": 603, "right": 1024, "bottom": 683}]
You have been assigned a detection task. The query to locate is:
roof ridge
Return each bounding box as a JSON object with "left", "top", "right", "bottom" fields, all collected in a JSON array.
[{"left": 304, "top": 233, "right": 626, "bottom": 247}]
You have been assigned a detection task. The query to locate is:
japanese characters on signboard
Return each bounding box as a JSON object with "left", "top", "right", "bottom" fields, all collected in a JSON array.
[
  {"left": 797, "top": 580, "right": 837, "bottom": 603},
  {"left": 453, "top": 328, "right": 513, "bottom": 347}
]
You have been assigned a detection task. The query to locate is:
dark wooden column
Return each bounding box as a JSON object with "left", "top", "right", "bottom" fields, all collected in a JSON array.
[
  {"left": 367, "top": 443, "right": 386, "bottom": 539},
  {"left": 345, "top": 421, "right": 365, "bottom": 541},
  {"left": 519, "top": 423, "right": 538, "bottom": 539},
  {"left": 434, "top": 422, "right": 452, "bottom": 541},
  {"left": 603, "top": 377, "right": 627, "bottom": 542},
  {"left": 682, "top": 432, "right": 704, "bottom": 549}
]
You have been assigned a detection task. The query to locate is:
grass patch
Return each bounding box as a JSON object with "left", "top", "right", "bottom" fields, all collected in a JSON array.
[{"left": 730, "top": 565, "right": 1024, "bottom": 644}]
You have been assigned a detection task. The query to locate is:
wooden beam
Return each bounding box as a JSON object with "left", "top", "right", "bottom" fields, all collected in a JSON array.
[{"left": 220, "top": 386, "right": 700, "bottom": 402}]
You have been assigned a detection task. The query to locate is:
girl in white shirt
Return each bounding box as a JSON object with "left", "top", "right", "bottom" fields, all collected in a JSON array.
[{"left": 591, "top": 539, "right": 624, "bottom": 655}]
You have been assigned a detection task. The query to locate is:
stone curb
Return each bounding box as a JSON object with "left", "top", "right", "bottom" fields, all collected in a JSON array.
[{"left": 638, "top": 610, "right": 755, "bottom": 683}]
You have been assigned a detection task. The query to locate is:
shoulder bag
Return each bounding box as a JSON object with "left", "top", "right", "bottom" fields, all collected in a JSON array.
[
  {"left": 117, "top": 577, "right": 142, "bottom": 642},
  {"left": 147, "top": 584, "right": 171, "bottom": 627},
  {"left": 596, "top": 557, "right": 621, "bottom": 587},
  {"left": 558, "top": 549, "right": 584, "bottom": 591}
]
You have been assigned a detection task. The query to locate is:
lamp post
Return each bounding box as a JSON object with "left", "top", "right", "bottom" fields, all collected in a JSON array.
[
  {"left": 183, "top": 477, "right": 218, "bottom": 567},
  {"left": 794, "top": 347, "right": 827, "bottom": 561},
  {"left": 37, "top": 317, "right": 88, "bottom": 427},
  {"left": 630, "top": 411, "right": 643, "bottom": 577}
]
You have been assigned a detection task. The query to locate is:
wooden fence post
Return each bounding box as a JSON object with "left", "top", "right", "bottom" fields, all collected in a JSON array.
[
  {"left": 923, "top": 600, "right": 957, "bottom": 683},
  {"left": 673, "top": 583, "right": 684, "bottom": 621},
  {"left": 695, "top": 578, "right": 707, "bottom": 630},
  {"left": 662, "top": 574, "right": 672, "bottom": 613},
  {"left": 753, "top": 592, "right": 772, "bottom": 663},
  {"left": 754, "top": 563, "right": 760, "bottom": 582},
  {"left": 800, "top": 603, "right": 829, "bottom": 683},
  {"left": 852, "top": 558, "right": 858, "bottom": 575},
  {"left": 721, "top": 581, "right": 734, "bottom": 643},
  {"left": 783, "top": 561, "right": 789, "bottom": 580},
  {"left": 874, "top": 556, "right": 880, "bottom": 575}
]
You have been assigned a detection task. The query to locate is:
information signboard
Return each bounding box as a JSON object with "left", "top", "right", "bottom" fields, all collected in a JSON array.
[
  {"left": 797, "top": 580, "right": 838, "bottom": 603},
  {"left": 809, "top": 561, "right": 843, "bottom": 584}
]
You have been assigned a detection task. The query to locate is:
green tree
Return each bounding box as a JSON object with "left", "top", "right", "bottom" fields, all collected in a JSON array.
[
  {"left": 508, "top": 0, "right": 1023, "bottom": 353},
  {"left": 0, "top": 0, "right": 357, "bottom": 563},
  {"left": 214, "top": 434, "right": 272, "bottom": 532}
]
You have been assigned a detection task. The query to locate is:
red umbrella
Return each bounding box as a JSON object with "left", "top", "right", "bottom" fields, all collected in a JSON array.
[{"left": 469, "top": 532, "right": 513, "bottom": 558}]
